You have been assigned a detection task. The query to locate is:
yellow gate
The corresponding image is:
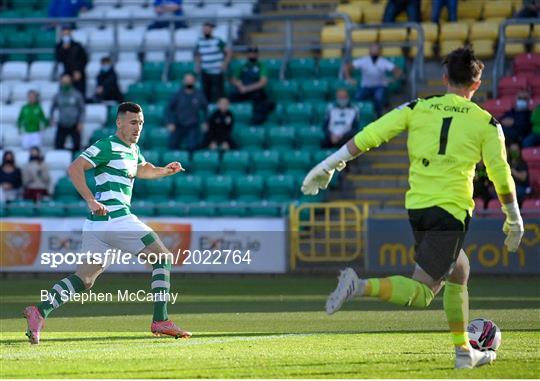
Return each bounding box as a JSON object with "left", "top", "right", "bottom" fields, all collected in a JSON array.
[{"left": 289, "top": 202, "right": 367, "bottom": 270}]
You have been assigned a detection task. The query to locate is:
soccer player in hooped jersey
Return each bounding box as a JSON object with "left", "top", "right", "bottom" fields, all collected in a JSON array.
[
  {"left": 23, "top": 102, "right": 191, "bottom": 344},
  {"left": 302, "top": 48, "right": 524, "bottom": 369}
]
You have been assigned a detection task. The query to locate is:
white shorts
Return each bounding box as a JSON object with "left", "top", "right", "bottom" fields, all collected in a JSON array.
[
  {"left": 21, "top": 132, "right": 42, "bottom": 150},
  {"left": 80, "top": 214, "right": 157, "bottom": 268}
]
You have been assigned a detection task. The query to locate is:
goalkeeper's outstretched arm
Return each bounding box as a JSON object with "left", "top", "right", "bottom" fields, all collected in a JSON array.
[{"left": 301, "top": 104, "right": 411, "bottom": 195}]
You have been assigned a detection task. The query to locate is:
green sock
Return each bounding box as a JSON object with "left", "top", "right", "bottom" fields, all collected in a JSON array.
[
  {"left": 364, "top": 275, "right": 434, "bottom": 308},
  {"left": 37, "top": 275, "right": 86, "bottom": 318},
  {"left": 444, "top": 282, "right": 469, "bottom": 347},
  {"left": 151, "top": 261, "right": 171, "bottom": 322}
]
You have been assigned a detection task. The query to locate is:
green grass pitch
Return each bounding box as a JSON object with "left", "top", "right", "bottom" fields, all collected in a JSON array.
[{"left": 0, "top": 275, "right": 538, "bottom": 378}]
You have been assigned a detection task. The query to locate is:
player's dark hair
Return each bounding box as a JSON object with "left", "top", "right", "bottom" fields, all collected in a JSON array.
[
  {"left": 443, "top": 46, "right": 484, "bottom": 87},
  {"left": 117, "top": 102, "right": 142, "bottom": 117}
]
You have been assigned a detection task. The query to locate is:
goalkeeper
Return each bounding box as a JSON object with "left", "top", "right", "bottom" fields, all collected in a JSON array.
[{"left": 301, "top": 47, "right": 524, "bottom": 370}]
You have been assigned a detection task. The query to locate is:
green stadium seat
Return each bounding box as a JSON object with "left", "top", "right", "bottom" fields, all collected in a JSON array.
[
  {"left": 142, "top": 61, "right": 164, "bottom": 81},
  {"left": 288, "top": 58, "right": 316, "bottom": 79},
  {"left": 34, "top": 31, "right": 56, "bottom": 48},
  {"left": 36, "top": 201, "right": 65, "bottom": 217},
  {"left": 0, "top": 10, "right": 24, "bottom": 19},
  {"left": 266, "top": 102, "right": 286, "bottom": 124},
  {"left": 35, "top": 52, "right": 54, "bottom": 61},
  {"left": 234, "top": 127, "right": 265, "bottom": 150},
  {"left": 330, "top": 79, "right": 356, "bottom": 97},
  {"left": 54, "top": 177, "right": 79, "bottom": 201},
  {"left": 155, "top": 200, "right": 188, "bottom": 217},
  {"left": 318, "top": 58, "right": 341, "bottom": 78},
  {"left": 252, "top": 150, "right": 280, "bottom": 176},
  {"left": 192, "top": 150, "right": 220, "bottom": 175},
  {"left": 250, "top": 200, "right": 282, "bottom": 217},
  {"left": 531, "top": 106, "right": 540, "bottom": 126},
  {"left": 205, "top": 175, "right": 233, "bottom": 202},
  {"left": 312, "top": 101, "right": 331, "bottom": 123},
  {"left": 170, "top": 61, "right": 194, "bottom": 80},
  {"left": 126, "top": 82, "right": 154, "bottom": 104},
  {"left": 65, "top": 201, "right": 88, "bottom": 217},
  {"left": 173, "top": 174, "right": 202, "bottom": 202},
  {"left": 228, "top": 59, "right": 243, "bottom": 77},
  {"left": 297, "top": 126, "right": 324, "bottom": 149},
  {"left": 302, "top": 79, "right": 330, "bottom": 101},
  {"left": 0, "top": 34, "right": 5, "bottom": 49},
  {"left": 267, "top": 126, "right": 295, "bottom": 150},
  {"left": 90, "top": 127, "right": 115, "bottom": 143},
  {"left": 7, "top": 200, "right": 35, "bottom": 217},
  {"left": 281, "top": 150, "right": 311, "bottom": 177},
  {"left": 357, "top": 101, "right": 376, "bottom": 123},
  {"left": 187, "top": 201, "right": 216, "bottom": 217},
  {"left": 159, "top": 150, "right": 190, "bottom": 168},
  {"left": 221, "top": 150, "right": 250, "bottom": 175},
  {"left": 285, "top": 103, "right": 314, "bottom": 125},
  {"left": 229, "top": 103, "right": 252, "bottom": 124},
  {"left": 106, "top": 106, "right": 117, "bottom": 125},
  {"left": 145, "top": 128, "right": 169, "bottom": 150},
  {"left": 266, "top": 174, "right": 295, "bottom": 202},
  {"left": 132, "top": 177, "right": 147, "bottom": 199},
  {"left": 387, "top": 56, "right": 406, "bottom": 71},
  {"left": 235, "top": 175, "right": 264, "bottom": 202},
  {"left": 143, "top": 103, "right": 165, "bottom": 125},
  {"left": 261, "top": 59, "right": 282, "bottom": 79},
  {"left": 154, "top": 82, "right": 180, "bottom": 103},
  {"left": 271, "top": 81, "right": 299, "bottom": 101},
  {"left": 130, "top": 200, "right": 155, "bottom": 216},
  {"left": 7, "top": 53, "right": 30, "bottom": 62},
  {"left": 145, "top": 176, "right": 174, "bottom": 202},
  {"left": 7, "top": 32, "right": 33, "bottom": 48},
  {"left": 218, "top": 201, "right": 248, "bottom": 217},
  {"left": 141, "top": 150, "right": 160, "bottom": 165}
]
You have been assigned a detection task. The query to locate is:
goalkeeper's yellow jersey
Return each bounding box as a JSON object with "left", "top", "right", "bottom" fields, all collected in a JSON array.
[{"left": 353, "top": 93, "right": 515, "bottom": 223}]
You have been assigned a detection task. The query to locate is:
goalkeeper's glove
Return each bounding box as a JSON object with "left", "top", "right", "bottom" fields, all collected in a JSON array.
[
  {"left": 501, "top": 199, "right": 524, "bottom": 252},
  {"left": 301, "top": 145, "right": 352, "bottom": 196}
]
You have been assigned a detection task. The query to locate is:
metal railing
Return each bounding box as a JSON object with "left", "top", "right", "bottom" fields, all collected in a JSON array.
[
  {"left": 344, "top": 22, "right": 425, "bottom": 99},
  {"left": 0, "top": 13, "right": 353, "bottom": 82},
  {"left": 492, "top": 18, "right": 540, "bottom": 98}
]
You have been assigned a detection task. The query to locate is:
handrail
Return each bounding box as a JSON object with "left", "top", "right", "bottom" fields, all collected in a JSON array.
[
  {"left": 0, "top": 13, "right": 353, "bottom": 80},
  {"left": 492, "top": 18, "right": 540, "bottom": 98},
  {"left": 345, "top": 22, "right": 425, "bottom": 99}
]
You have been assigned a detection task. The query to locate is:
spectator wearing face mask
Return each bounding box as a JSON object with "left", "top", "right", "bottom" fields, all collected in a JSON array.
[
  {"left": 22, "top": 147, "right": 50, "bottom": 202},
  {"left": 500, "top": 92, "right": 532, "bottom": 144},
  {"left": 204, "top": 97, "right": 236, "bottom": 150},
  {"left": 94, "top": 56, "right": 123, "bottom": 103},
  {"left": 229, "top": 46, "right": 274, "bottom": 125},
  {"left": 166, "top": 73, "right": 208, "bottom": 151},
  {"left": 194, "top": 22, "right": 232, "bottom": 103},
  {"left": 507, "top": 142, "right": 530, "bottom": 204},
  {"left": 50, "top": 73, "right": 86, "bottom": 152},
  {"left": 345, "top": 43, "right": 402, "bottom": 117},
  {"left": 323, "top": 89, "right": 360, "bottom": 148},
  {"left": 0, "top": 151, "right": 22, "bottom": 204},
  {"left": 17, "top": 90, "right": 49, "bottom": 150},
  {"left": 55, "top": 26, "right": 88, "bottom": 97}
]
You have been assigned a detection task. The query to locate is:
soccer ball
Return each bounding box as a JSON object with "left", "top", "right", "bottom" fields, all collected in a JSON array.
[{"left": 467, "top": 318, "right": 502, "bottom": 351}]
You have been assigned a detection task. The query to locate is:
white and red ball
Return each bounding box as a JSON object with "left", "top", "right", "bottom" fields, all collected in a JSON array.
[{"left": 467, "top": 318, "right": 502, "bottom": 351}]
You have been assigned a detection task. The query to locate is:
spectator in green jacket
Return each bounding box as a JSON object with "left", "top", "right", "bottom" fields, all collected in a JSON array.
[{"left": 17, "top": 90, "right": 49, "bottom": 150}]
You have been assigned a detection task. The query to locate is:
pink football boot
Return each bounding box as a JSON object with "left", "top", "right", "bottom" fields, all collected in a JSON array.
[
  {"left": 23, "top": 306, "right": 45, "bottom": 344},
  {"left": 151, "top": 320, "right": 192, "bottom": 339}
]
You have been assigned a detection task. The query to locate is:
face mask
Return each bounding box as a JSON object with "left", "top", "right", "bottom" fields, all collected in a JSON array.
[
  {"left": 30, "top": 154, "right": 41, "bottom": 162},
  {"left": 101, "top": 64, "right": 111, "bottom": 72},
  {"left": 515, "top": 99, "right": 528, "bottom": 111},
  {"left": 510, "top": 150, "right": 520, "bottom": 160},
  {"left": 337, "top": 99, "right": 349, "bottom": 107},
  {"left": 185, "top": 84, "right": 194, "bottom": 90},
  {"left": 4, "top": 158, "right": 14, "bottom": 165},
  {"left": 249, "top": 57, "right": 258, "bottom": 63},
  {"left": 204, "top": 32, "right": 212, "bottom": 38},
  {"left": 62, "top": 36, "right": 71, "bottom": 45},
  {"left": 61, "top": 84, "right": 71, "bottom": 92},
  {"left": 370, "top": 54, "right": 379, "bottom": 63}
]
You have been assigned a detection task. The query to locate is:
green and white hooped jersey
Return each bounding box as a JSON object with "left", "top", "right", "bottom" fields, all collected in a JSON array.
[
  {"left": 80, "top": 135, "right": 146, "bottom": 221},
  {"left": 195, "top": 36, "right": 226, "bottom": 74}
]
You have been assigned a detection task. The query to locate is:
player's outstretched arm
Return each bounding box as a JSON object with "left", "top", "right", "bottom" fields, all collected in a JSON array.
[
  {"left": 481, "top": 120, "right": 524, "bottom": 252},
  {"left": 68, "top": 157, "right": 107, "bottom": 216},
  {"left": 137, "top": 161, "right": 184, "bottom": 179}
]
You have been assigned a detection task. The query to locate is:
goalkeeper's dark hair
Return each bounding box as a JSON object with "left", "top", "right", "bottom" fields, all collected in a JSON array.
[
  {"left": 443, "top": 46, "right": 484, "bottom": 87},
  {"left": 117, "top": 102, "right": 142, "bottom": 117}
]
